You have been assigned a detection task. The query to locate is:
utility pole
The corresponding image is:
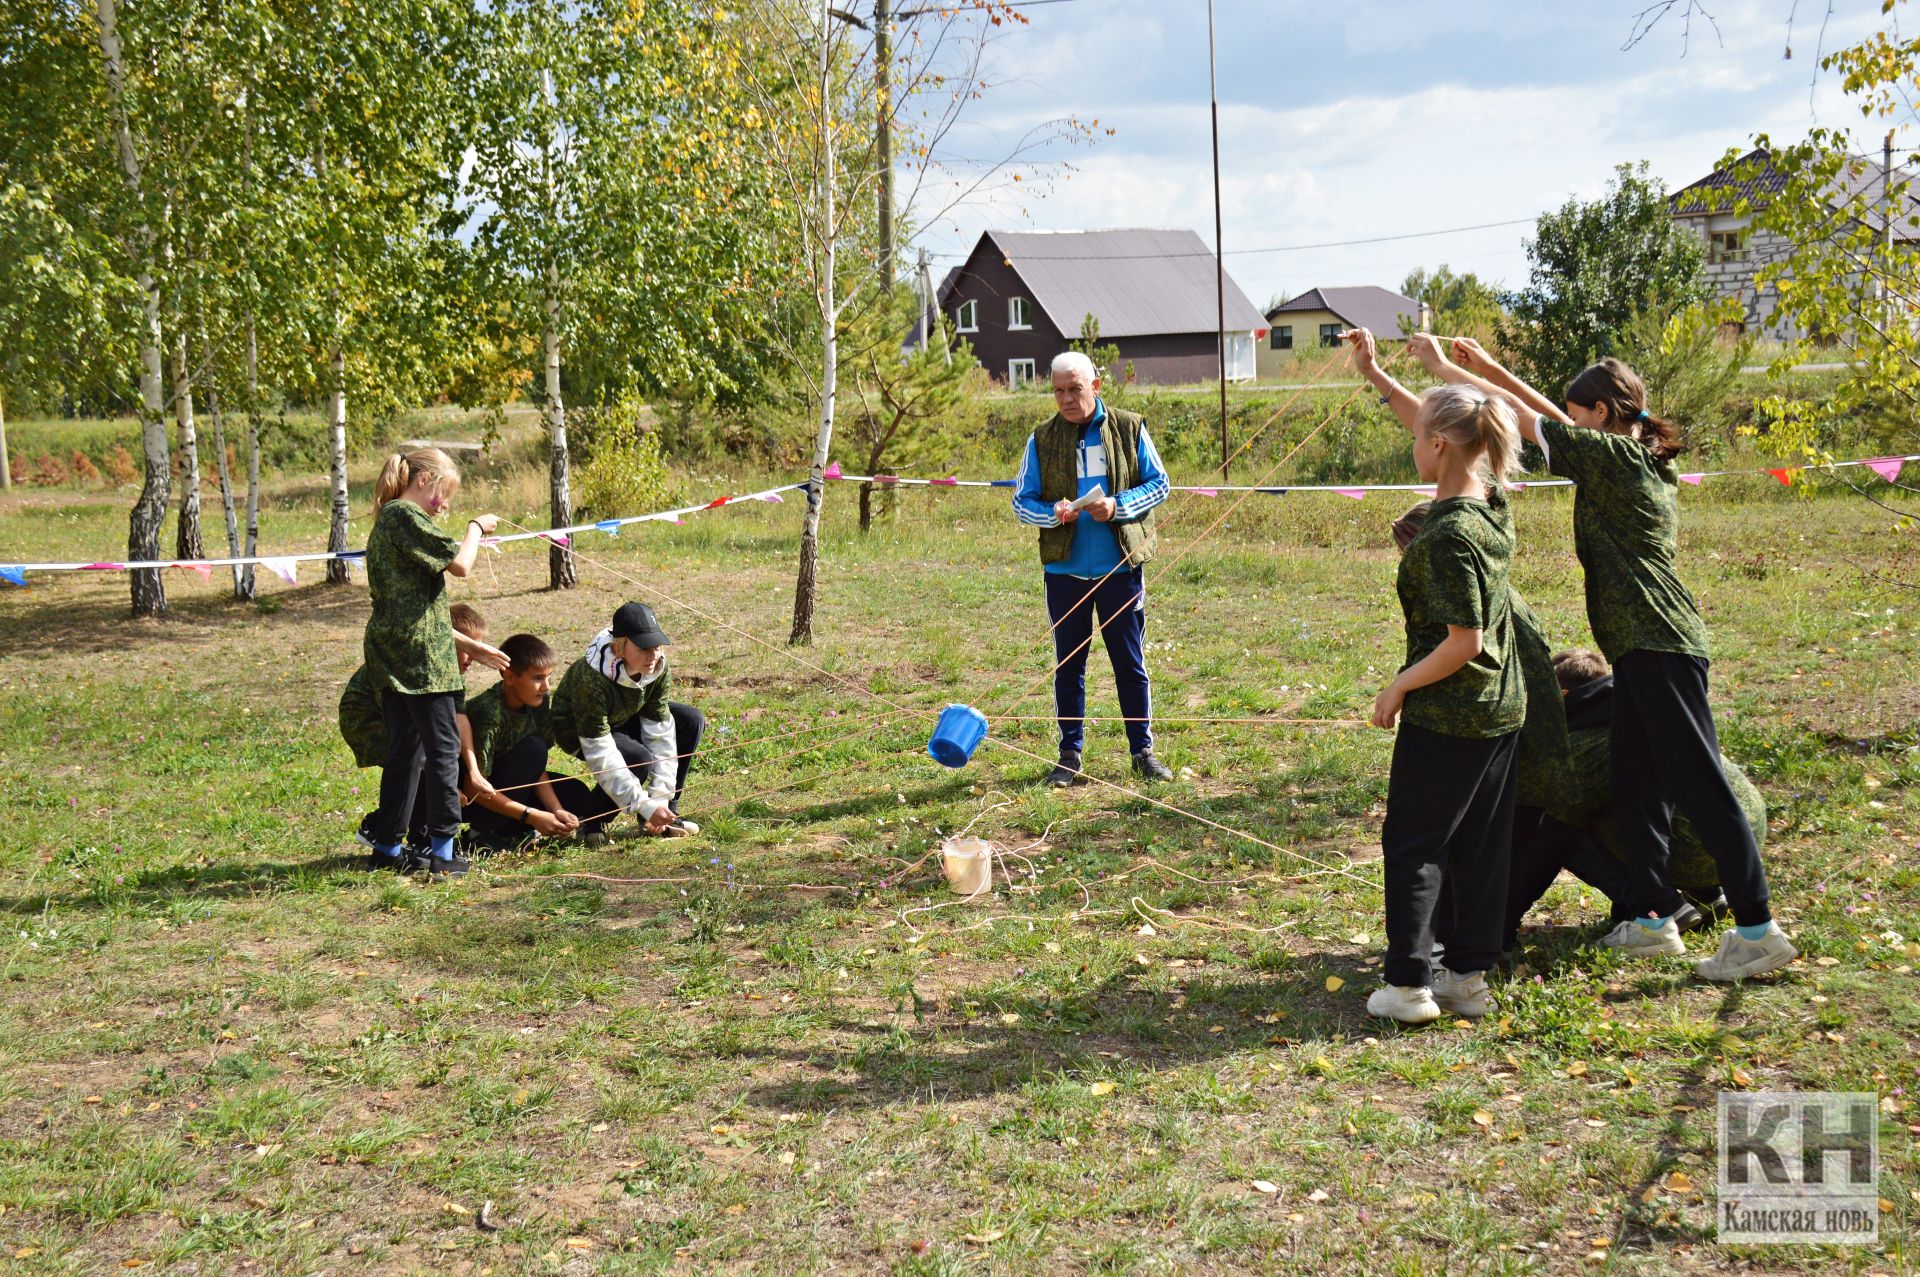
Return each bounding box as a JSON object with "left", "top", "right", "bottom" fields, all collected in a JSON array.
[
  {"left": 1206, "top": 0, "right": 1229, "bottom": 481},
  {"left": 875, "top": 0, "right": 894, "bottom": 284},
  {"left": 1885, "top": 129, "right": 1897, "bottom": 333}
]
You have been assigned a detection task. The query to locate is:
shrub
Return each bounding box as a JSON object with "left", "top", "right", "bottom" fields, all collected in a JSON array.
[
  {"left": 70, "top": 449, "right": 102, "bottom": 485},
  {"left": 572, "top": 391, "right": 674, "bottom": 520},
  {"left": 104, "top": 444, "right": 137, "bottom": 485},
  {"left": 8, "top": 454, "right": 24, "bottom": 485},
  {"left": 32, "top": 453, "right": 68, "bottom": 486}
]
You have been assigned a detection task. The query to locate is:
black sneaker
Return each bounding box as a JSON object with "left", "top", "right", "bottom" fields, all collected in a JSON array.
[
  {"left": 1672, "top": 901, "right": 1706, "bottom": 933},
  {"left": 1131, "top": 751, "right": 1173, "bottom": 782},
  {"left": 355, "top": 813, "right": 379, "bottom": 850},
  {"left": 1045, "top": 752, "right": 1087, "bottom": 787},
  {"left": 423, "top": 853, "right": 471, "bottom": 877},
  {"left": 365, "top": 846, "right": 412, "bottom": 872}
]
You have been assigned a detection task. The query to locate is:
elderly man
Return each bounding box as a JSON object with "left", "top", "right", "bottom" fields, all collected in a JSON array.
[{"left": 1011, "top": 351, "right": 1173, "bottom": 785}]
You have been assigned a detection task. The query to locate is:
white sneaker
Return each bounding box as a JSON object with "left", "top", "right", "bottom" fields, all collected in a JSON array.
[
  {"left": 1598, "top": 917, "right": 1688, "bottom": 958},
  {"left": 1695, "top": 925, "right": 1799, "bottom": 982},
  {"left": 1430, "top": 968, "right": 1492, "bottom": 1018},
  {"left": 1366, "top": 984, "right": 1443, "bottom": 1025}
]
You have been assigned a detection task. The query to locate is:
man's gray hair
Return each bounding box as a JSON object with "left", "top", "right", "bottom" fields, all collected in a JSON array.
[{"left": 1050, "top": 351, "right": 1097, "bottom": 383}]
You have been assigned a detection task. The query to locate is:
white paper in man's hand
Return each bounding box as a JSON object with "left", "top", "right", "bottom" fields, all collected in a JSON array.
[{"left": 1069, "top": 484, "right": 1107, "bottom": 511}]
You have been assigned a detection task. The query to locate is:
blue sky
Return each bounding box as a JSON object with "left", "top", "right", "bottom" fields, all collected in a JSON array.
[{"left": 898, "top": 0, "right": 1896, "bottom": 308}]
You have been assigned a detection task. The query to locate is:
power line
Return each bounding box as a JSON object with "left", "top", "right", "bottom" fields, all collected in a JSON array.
[{"left": 926, "top": 215, "right": 1539, "bottom": 262}]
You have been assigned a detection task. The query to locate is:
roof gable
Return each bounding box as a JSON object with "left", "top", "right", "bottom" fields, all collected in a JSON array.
[
  {"left": 944, "top": 228, "right": 1268, "bottom": 339},
  {"left": 1268, "top": 285, "right": 1420, "bottom": 335},
  {"left": 1670, "top": 146, "right": 1920, "bottom": 239}
]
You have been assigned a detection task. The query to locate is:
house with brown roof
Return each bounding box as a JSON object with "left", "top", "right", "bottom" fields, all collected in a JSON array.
[
  {"left": 1669, "top": 146, "right": 1920, "bottom": 338},
  {"left": 927, "top": 228, "right": 1270, "bottom": 386},
  {"left": 1264, "top": 286, "right": 1423, "bottom": 353}
]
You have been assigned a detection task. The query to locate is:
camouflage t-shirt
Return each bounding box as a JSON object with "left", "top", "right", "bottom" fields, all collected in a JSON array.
[
  {"left": 1396, "top": 488, "right": 1526, "bottom": 739},
  {"left": 1539, "top": 417, "right": 1710, "bottom": 661},
  {"left": 462, "top": 683, "right": 553, "bottom": 779},
  {"left": 1551, "top": 725, "right": 1765, "bottom": 903},
  {"left": 1510, "top": 591, "right": 1573, "bottom": 808},
  {"left": 338, "top": 663, "right": 387, "bottom": 768},
  {"left": 363, "top": 499, "right": 464, "bottom": 696},
  {"left": 548, "top": 654, "right": 670, "bottom": 757}
]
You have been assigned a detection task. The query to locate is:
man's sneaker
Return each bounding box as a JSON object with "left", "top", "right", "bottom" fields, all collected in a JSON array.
[
  {"left": 1045, "top": 753, "right": 1087, "bottom": 787},
  {"left": 423, "top": 854, "right": 470, "bottom": 877},
  {"left": 1672, "top": 901, "right": 1706, "bottom": 934},
  {"left": 354, "top": 813, "right": 379, "bottom": 850},
  {"left": 1695, "top": 925, "right": 1799, "bottom": 982},
  {"left": 653, "top": 817, "right": 699, "bottom": 838},
  {"left": 365, "top": 847, "right": 411, "bottom": 872},
  {"left": 1597, "top": 916, "right": 1688, "bottom": 958},
  {"left": 1430, "top": 968, "right": 1493, "bottom": 1018},
  {"left": 1366, "top": 984, "right": 1443, "bottom": 1024},
  {"left": 1131, "top": 751, "right": 1173, "bottom": 782}
]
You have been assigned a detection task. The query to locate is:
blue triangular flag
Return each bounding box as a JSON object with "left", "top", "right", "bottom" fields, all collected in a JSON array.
[
  {"left": 0, "top": 565, "right": 26, "bottom": 587},
  {"left": 596, "top": 519, "right": 622, "bottom": 536}
]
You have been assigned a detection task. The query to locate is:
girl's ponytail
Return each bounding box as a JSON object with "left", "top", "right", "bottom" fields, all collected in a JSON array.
[
  {"left": 372, "top": 453, "right": 412, "bottom": 513},
  {"left": 371, "top": 447, "right": 461, "bottom": 514},
  {"left": 1564, "top": 358, "right": 1686, "bottom": 461},
  {"left": 1422, "top": 383, "right": 1520, "bottom": 489}
]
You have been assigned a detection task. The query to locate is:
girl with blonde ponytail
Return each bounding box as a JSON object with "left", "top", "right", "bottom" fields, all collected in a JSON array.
[
  {"left": 360, "top": 447, "right": 499, "bottom": 876},
  {"left": 1414, "top": 338, "right": 1795, "bottom": 984},
  {"left": 1343, "top": 328, "right": 1526, "bottom": 1025}
]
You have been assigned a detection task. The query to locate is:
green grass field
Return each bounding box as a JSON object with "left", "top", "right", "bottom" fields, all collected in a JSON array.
[{"left": 0, "top": 443, "right": 1915, "bottom": 1274}]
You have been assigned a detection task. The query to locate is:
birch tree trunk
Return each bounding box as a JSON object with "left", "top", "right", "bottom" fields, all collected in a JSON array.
[
  {"left": 172, "top": 329, "right": 203, "bottom": 560},
  {"left": 209, "top": 384, "right": 243, "bottom": 595},
  {"left": 544, "top": 266, "right": 576, "bottom": 589},
  {"left": 789, "top": 0, "right": 837, "bottom": 646},
  {"left": 325, "top": 339, "right": 349, "bottom": 585},
  {"left": 95, "top": 0, "right": 170, "bottom": 616},
  {"left": 239, "top": 317, "right": 259, "bottom": 601},
  {"left": 0, "top": 387, "right": 11, "bottom": 490}
]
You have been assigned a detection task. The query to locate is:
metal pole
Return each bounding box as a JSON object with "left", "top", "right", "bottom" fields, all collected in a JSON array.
[
  {"left": 876, "top": 0, "right": 895, "bottom": 284},
  {"left": 1207, "top": 0, "right": 1228, "bottom": 480},
  {"left": 1885, "top": 129, "right": 1896, "bottom": 332}
]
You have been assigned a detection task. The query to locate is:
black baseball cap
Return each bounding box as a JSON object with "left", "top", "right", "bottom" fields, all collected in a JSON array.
[{"left": 610, "top": 601, "right": 671, "bottom": 647}]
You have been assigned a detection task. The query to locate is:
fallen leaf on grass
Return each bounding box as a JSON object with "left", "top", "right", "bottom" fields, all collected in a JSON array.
[
  {"left": 999, "top": 1012, "right": 1021, "bottom": 1026},
  {"left": 1731, "top": 1067, "right": 1754, "bottom": 1088},
  {"left": 963, "top": 1230, "right": 1005, "bottom": 1245},
  {"left": 1088, "top": 1081, "right": 1117, "bottom": 1097},
  {"left": 1566, "top": 1061, "right": 1588, "bottom": 1078},
  {"left": 1666, "top": 1171, "right": 1694, "bottom": 1193},
  {"left": 1306, "top": 1188, "right": 1330, "bottom": 1203},
  {"left": 1472, "top": 1111, "right": 1494, "bottom": 1128},
  {"left": 1324, "top": 976, "right": 1344, "bottom": 993},
  {"left": 442, "top": 1202, "right": 471, "bottom": 1217},
  {"left": 1251, "top": 1180, "right": 1279, "bottom": 1195}
]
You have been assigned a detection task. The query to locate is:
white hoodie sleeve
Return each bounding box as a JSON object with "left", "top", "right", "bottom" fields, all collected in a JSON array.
[
  {"left": 639, "top": 711, "right": 677, "bottom": 802},
  {"left": 579, "top": 731, "right": 668, "bottom": 820}
]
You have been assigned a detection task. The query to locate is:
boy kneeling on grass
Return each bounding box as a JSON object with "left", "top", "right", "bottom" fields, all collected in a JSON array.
[
  {"left": 458, "top": 633, "right": 618, "bottom": 851},
  {"left": 1501, "top": 649, "right": 1761, "bottom": 947},
  {"left": 340, "top": 602, "right": 505, "bottom": 855},
  {"left": 548, "top": 602, "right": 705, "bottom": 840}
]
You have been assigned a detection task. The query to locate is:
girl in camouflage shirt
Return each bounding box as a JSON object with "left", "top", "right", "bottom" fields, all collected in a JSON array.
[
  {"left": 1347, "top": 329, "right": 1525, "bottom": 1026},
  {"left": 362, "top": 448, "right": 498, "bottom": 876},
  {"left": 1416, "top": 339, "right": 1796, "bottom": 983}
]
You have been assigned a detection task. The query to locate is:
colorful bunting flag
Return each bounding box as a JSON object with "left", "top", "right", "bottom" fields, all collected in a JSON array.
[
  {"left": 1866, "top": 457, "right": 1905, "bottom": 484},
  {"left": 596, "top": 519, "right": 622, "bottom": 536},
  {"left": 1679, "top": 473, "right": 1704, "bottom": 485},
  {"left": 261, "top": 556, "right": 298, "bottom": 585},
  {"left": 542, "top": 533, "right": 571, "bottom": 546},
  {"left": 756, "top": 493, "right": 785, "bottom": 503},
  {"left": 0, "top": 565, "right": 25, "bottom": 587},
  {"left": 1334, "top": 489, "right": 1366, "bottom": 500},
  {"left": 1190, "top": 487, "right": 1219, "bottom": 497},
  {"left": 179, "top": 563, "right": 213, "bottom": 580},
  {"left": 1769, "top": 468, "right": 1793, "bottom": 486},
  {"left": 930, "top": 476, "right": 959, "bottom": 486},
  {"left": 822, "top": 461, "right": 842, "bottom": 480}
]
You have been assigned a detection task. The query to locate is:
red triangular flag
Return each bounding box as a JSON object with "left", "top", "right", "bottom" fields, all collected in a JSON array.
[{"left": 1769, "top": 468, "right": 1793, "bottom": 486}]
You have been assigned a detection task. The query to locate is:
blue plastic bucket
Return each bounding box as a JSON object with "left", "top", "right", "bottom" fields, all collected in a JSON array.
[{"left": 927, "top": 703, "right": 990, "bottom": 768}]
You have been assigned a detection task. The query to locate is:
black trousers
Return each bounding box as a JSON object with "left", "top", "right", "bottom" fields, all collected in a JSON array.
[
  {"left": 1612, "top": 650, "right": 1771, "bottom": 927},
  {"left": 571, "top": 702, "right": 705, "bottom": 821},
  {"left": 1497, "top": 809, "right": 1636, "bottom": 952},
  {"left": 373, "top": 689, "right": 461, "bottom": 848},
  {"left": 465, "top": 735, "right": 619, "bottom": 850},
  {"left": 1382, "top": 723, "right": 1518, "bottom": 986}
]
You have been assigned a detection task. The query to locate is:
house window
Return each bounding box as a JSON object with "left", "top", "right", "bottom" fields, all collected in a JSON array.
[
  {"left": 1709, "top": 230, "right": 1749, "bottom": 264},
  {"left": 1319, "top": 323, "right": 1342, "bottom": 347},
  {"left": 1009, "top": 297, "right": 1033, "bottom": 330},
  {"left": 1008, "top": 358, "right": 1036, "bottom": 388},
  {"left": 1225, "top": 334, "right": 1256, "bottom": 382},
  {"left": 955, "top": 299, "right": 978, "bottom": 333},
  {"left": 1271, "top": 325, "right": 1293, "bottom": 351}
]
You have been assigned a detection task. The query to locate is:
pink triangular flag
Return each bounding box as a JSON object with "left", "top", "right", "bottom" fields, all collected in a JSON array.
[
  {"left": 261, "top": 556, "right": 298, "bottom": 585},
  {"left": 1769, "top": 468, "right": 1793, "bottom": 486},
  {"left": 1866, "top": 457, "right": 1905, "bottom": 483},
  {"left": 1334, "top": 488, "right": 1366, "bottom": 500},
  {"left": 822, "top": 461, "right": 842, "bottom": 480},
  {"left": 1189, "top": 487, "right": 1219, "bottom": 497},
  {"left": 179, "top": 563, "right": 213, "bottom": 581},
  {"left": 1678, "top": 473, "right": 1704, "bottom": 485},
  {"left": 83, "top": 562, "right": 122, "bottom": 571},
  {"left": 930, "top": 476, "right": 958, "bottom": 486},
  {"left": 758, "top": 492, "right": 784, "bottom": 503},
  {"left": 876, "top": 474, "right": 900, "bottom": 485},
  {"left": 541, "top": 532, "right": 571, "bottom": 546}
]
